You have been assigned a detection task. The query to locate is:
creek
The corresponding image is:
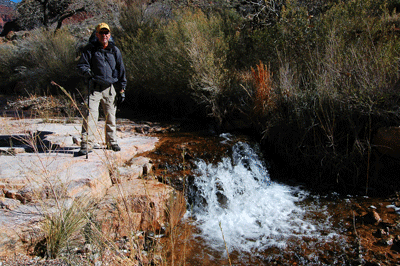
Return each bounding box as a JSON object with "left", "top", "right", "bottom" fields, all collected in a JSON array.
[{"left": 143, "top": 125, "right": 400, "bottom": 265}]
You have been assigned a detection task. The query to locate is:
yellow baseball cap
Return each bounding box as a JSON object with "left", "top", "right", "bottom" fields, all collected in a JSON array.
[{"left": 96, "top": 23, "right": 110, "bottom": 33}]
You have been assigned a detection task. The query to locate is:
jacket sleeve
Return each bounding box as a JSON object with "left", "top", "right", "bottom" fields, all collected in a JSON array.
[
  {"left": 114, "top": 47, "right": 127, "bottom": 90},
  {"left": 76, "top": 45, "right": 92, "bottom": 77}
]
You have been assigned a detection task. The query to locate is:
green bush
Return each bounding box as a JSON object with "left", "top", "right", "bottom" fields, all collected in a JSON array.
[
  {"left": 255, "top": 0, "right": 400, "bottom": 194},
  {"left": 1, "top": 0, "right": 400, "bottom": 193},
  {"left": 115, "top": 5, "right": 240, "bottom": 119},
  {"left": 0, "top": 29, "right": 80, "bottom": 95},
  {"left": 170, "top": 9, "right": 230, "bottom": 120},
  {"left": 0, "top": 43, "right": 20, "bottom": 94},
  {"left": 114, "top": 5, "right": 190, "bottom": 115}
]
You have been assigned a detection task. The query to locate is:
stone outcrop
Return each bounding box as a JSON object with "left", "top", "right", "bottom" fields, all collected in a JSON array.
[
  {"left": 97, "top": 179, "right": 186, "bottom": 238},
  {"left": 0, "top": 117, "right": 185, "bottom": 256},
  {"left": 372, "top": 126, "right": 400, "bottom": 159},
  {"left": 0, "top": 5, "right": 15, "bottom": 33}
]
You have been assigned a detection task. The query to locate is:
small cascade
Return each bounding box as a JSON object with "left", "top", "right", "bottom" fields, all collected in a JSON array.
[{"left": 187, "top": 139, "right": 347, "bottom": 263}]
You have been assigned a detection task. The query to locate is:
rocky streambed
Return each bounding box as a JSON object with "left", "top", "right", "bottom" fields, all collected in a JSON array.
[
  {"left": 143, "top": 130, "right": 400, "bottom": 265},
  {"left": 1, "top": 96, "right": 400, "bottom": 265}
]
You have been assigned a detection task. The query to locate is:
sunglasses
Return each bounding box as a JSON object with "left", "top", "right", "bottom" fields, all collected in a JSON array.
[{"left": 98, "top": 30, "right": 110, "bottom": 35}]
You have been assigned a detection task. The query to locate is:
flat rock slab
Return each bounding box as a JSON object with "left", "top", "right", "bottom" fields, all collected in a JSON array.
[
  {"left": 0, "top": 118, "right": 158, "bottom": 198},
  {"left": 0, "top": 117, "right": 162, "bottom": 256}
]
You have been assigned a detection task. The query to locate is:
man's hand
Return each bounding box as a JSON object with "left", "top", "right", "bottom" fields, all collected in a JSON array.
[
  {"left": 84, "top": 70, "right": 93, "bottom": 79},
  {"left": 119, "top": 92, "right": 125, "bottom": 103},
  {"left": 116, "top": 91, "right": 125, "bottom": 106}
]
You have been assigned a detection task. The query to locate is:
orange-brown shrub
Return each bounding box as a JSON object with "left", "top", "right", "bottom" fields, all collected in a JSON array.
[{"left": 251, "top": 61, "right": 275, "bottom": 115}]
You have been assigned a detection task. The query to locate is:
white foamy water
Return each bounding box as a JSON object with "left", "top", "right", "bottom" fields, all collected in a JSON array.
[{"left": 189, "top": 141, "right": 340, "bottom": 254}]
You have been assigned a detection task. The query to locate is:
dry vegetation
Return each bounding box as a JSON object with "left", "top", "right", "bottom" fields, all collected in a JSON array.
[
  {"left": 0, "top": 94, "right": 189, "bottom": 265},
  {"left": 1, "top": 1, "right": 400, "bottom": 264},
  {"left": 0, "top": 0, "right": 399, "bottom": 238}
]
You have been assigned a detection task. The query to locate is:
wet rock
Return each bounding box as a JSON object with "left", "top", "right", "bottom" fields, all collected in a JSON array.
[
  {"left": 352, "top": 203, "right": 363, "bottom": 211},
  {"left": 363, "top": 210, "right": 381, "bottom": 225},
  {"left": 168, "top": 176, "right": 186, "bottom": 191},
  {"left": 216, "top": 191, "right": 228, "bottom": 208},
  {"left": 377, "top": 235, "right": 394, "bottom": 246},
  {"left": 374, "top": 228, "right": 389, "bottom": 238},
  {"left": 135, "top": 125, "right": 151, "bottom": 134},
  {"left": 184, "top": 152, "right": 193, "bottom": 160},
  {"left": 392, "top": 235, "right": 400, "bottom": 252},
  {"left": 158, "top": 162, "right": 179, "bottom": 172}
]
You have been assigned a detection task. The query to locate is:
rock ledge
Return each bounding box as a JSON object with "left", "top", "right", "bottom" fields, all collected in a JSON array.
[{"left": 0, "top": 117, "right": 184, "bottom": 256}]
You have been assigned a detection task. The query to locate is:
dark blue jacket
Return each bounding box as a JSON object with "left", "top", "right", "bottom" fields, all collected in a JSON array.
[{"left": 77, "top": 40, "right": 127, "bottom": 91}]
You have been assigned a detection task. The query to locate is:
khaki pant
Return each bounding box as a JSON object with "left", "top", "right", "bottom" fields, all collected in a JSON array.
[{"left": 81, "top": 83, "right": 117, "bottom": 148}]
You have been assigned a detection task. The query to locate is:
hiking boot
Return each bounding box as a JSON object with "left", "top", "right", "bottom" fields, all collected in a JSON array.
[
  {"left": 93, "top": 143, "right": 101, "bottom": 149},
  {"left": 77, "top": 144, "right": 93, "bottom": 156},
  {"left": 77, "top": 148, "right": 92, "bottom": 156},
  {"left": 108, "top": 143, "right": 121, "bottom": 152}
]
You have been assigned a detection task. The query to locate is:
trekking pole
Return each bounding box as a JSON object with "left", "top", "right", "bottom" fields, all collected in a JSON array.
[
  {"left": 86, "top": 78, "right": 90, "bottom": 159},
  {"left": 50, "top": 80, "right": 90, "bottom": 158}
]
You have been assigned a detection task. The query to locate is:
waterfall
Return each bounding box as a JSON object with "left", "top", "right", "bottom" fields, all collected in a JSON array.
[{"left": 188, "top": 140, "right": 342, "bottom": 257}]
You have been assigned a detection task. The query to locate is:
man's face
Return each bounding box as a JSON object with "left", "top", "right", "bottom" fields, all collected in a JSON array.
[{"left": 96, "top": 29, "right": 110, "bottom": 47}]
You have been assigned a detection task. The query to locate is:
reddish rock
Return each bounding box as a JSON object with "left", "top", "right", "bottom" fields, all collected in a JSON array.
[
  {"left": 375, "top": 228, "right": 388, "bottom": 238},
  {"left": 97, "top": 179, "right": 186, "bottom": 237},
  {"left": 363, "top": 209, "right": 382, "bottom": 225},
  {"left": 0, "top": 5, "right": 16, "bottom": 32},
  {"left": 5, "top": 29, "right": 13, "bottom": 39},
  {"left": 378, "top": 235, "right": 394, "bottom": 246}
]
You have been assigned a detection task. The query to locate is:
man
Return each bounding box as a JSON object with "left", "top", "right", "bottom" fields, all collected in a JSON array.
[{"left": 77, "top": 22, "right": 127, "bottom": 156}]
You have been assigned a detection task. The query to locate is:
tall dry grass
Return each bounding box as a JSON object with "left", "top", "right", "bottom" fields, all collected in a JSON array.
[
  {"left": 114, "top": 0, "right": 400, "bottom": 193},
  {"left": 2, "top": 0, "right": 400, "bottom": 194},
  {"left": 252, "top": 0, "right": 400, "bottom": 194},
  {"left": 0, "top": 29, "right": 80, "bottom": 95},
  {"left": 115, "top": 5, "right": 238, "bottom": 120},
  {"left": 0, "top": 94, "right": 189, "bottom": 264}
]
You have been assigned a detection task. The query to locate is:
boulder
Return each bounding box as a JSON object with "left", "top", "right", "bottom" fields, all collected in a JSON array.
[
  {"left": 363, "top": 209, "right": 381, "bottom": 225},
  {"left": 96, "top": 179, "right": 186, "bottom": 237}
]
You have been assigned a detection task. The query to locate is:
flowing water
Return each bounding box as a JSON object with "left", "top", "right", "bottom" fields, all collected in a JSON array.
[
  {"left": 184, "top": 137, "right": 349, "bottom": 265},
  {"left": 144, "top": 128, "right": 400, "bottom": 265}
]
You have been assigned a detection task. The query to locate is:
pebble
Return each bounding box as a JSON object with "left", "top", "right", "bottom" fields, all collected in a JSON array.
[{"left": 386, "top": 204, "right": 400, "bottom": 215}]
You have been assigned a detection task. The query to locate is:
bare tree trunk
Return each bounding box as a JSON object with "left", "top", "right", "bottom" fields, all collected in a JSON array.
[
  {"left": 36, "top": 0, "right": 49, "bottom": 28},
  {"left": 55, "top": 7, "right": 85, "bottom": 31}
]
